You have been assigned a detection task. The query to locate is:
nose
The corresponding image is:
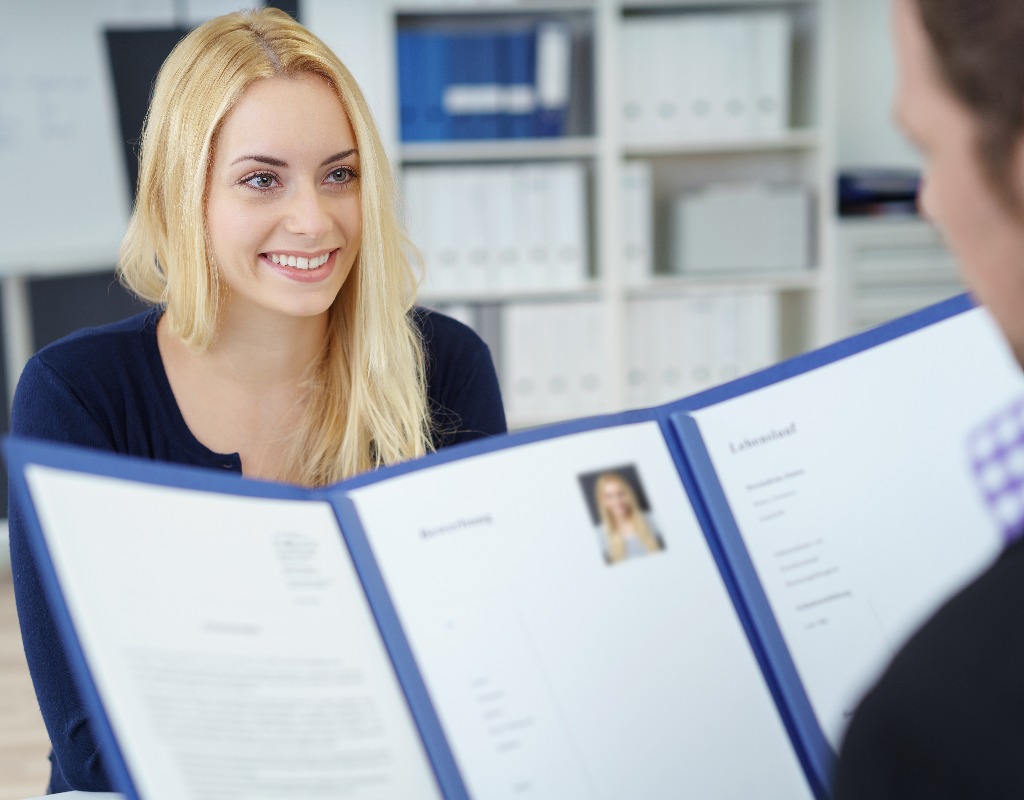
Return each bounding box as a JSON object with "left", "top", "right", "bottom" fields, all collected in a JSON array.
[
  {"left": 285, "top": 183, "right": 332, "bottom": 238},
  {"left": 915, "top": 171, "right": 934, "bottom": 222}
]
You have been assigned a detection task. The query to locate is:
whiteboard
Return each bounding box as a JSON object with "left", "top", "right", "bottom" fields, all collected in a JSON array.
[
  {"left": 0, "top": 0, "right": 261, "bottom": 277},
  {"left": 0, "top": 1, "right": 176, "bottom": 275}
]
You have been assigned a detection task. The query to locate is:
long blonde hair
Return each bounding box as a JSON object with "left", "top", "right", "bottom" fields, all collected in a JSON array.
[
  {"left": 595, "top": 472, "right": 660, "bottom": 564},
  {"left": 118, "top": 8, "right": 431, "bottom": 485}
]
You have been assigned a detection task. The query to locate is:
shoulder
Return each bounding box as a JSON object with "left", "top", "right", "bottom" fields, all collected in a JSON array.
[
  {"left": 12, "top": 309, "right": 160, "bottom": 443},
  {"left": 412, "top": 306, "right": 496, "bottom": 383},
  {"left": 835, "top": 539, "right": 1024, "bottom": 798},
  {"left": 412, "top": 306, "right": 488, "bottom": 359},
  {"left": 28, "top": 309, "right": 157, "bottom": 378},
  {"left": 882, "top": 538, "right": 1024, "bottom": 697},
  {"left": 411, "top": 307, "right": 507, "bottom": 444}
]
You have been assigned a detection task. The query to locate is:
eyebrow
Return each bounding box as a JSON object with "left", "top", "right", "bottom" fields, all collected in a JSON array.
[
  {"left": 230, "top": 149, "right": 359, "bottom": 168},
  {"left": 321, "top": 149, "right": 358, "bottom": 166}
]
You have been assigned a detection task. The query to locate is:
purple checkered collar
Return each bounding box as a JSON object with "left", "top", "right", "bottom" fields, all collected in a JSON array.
[{"left": 969, "top": 395, "right": 1024, "bottom": 544}]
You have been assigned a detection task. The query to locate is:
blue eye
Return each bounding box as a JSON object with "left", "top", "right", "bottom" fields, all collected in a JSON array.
[{"left": 326, "top": 166, "right": 358, "bottom": 185}]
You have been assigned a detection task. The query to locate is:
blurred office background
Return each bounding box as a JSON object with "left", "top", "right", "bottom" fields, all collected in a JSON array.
[
  {"left": 0, "top": 0, "right": 967, "bottom": 793},
  {"left": 0, "top": 0, "right": 954, "bottom": 531}
]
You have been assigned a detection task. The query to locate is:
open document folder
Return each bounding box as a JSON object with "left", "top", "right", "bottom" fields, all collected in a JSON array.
[{"left": 8, "top": 294, "right": 1024, "bottom": 800}]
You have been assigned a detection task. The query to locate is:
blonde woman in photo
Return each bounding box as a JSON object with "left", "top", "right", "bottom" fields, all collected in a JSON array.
[
  {"left": 9, "top": 9, "right": 505, "bottom": 792},
  {"left": 595, "top": 471, "right": 664, "bottom": 564}
]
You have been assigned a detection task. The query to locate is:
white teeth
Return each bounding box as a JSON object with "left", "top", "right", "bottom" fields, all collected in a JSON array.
[{"left": 267, "top": 252, "right": 331, "bottom": 269}]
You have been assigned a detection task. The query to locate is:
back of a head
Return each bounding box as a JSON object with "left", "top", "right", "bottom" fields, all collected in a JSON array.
[{"left": 913, "top": 0, "right": 1024, "bottom": 210}]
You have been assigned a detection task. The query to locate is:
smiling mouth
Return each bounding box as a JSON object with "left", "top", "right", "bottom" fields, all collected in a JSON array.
[{"left": 265, "top": 252, "right": 332, "bottom": 270}]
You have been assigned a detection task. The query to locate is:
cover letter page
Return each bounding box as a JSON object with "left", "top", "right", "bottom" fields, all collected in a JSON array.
[
  {"left": 25, "top": 466, "right": 441, "bottom": 800},
  {"left": 687, "top": 308, "right": 1024, "bottom": 745},
  {"left": 349, "top": 422, "right": 812, "bottom": 799}
]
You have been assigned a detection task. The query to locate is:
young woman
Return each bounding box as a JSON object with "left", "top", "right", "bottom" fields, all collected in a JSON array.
[
  {"left": 10, "top": 9, "right": 505, "bottom": 791},
  {"left": 594, "top": 472, "right": 663, "bottom": 564},
  {"left": 835, "top": 0, "right": 1024, "bottom": 795}
]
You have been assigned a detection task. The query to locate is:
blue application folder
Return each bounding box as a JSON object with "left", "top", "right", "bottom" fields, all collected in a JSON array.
[{"left": 10, "top": 293, "right": 1023, "bottom": 799}]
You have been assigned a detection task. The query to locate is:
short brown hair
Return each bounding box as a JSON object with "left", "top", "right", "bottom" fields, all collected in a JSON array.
[{"left": 914, "top": 0, "right": 1024, "bottom": 209}]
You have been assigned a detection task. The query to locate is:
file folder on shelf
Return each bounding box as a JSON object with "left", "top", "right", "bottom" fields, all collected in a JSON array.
[{"left": 397, "top": 22, "right": 573, "bottom": 142}]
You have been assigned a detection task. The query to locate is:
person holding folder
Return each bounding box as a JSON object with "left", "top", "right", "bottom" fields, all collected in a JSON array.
[
  {"left": 8, "top": 9, "right": 505, "bottom": 792},
  {"left": 835, "top": 0, "right": 1024, "bottom": 795}
]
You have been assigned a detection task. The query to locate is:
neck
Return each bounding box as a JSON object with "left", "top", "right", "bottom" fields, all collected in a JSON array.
[
  {"left": 205, "top": 307, "right": 329, "bottom": 388},
  {"left": 612, "top": 509, "right": 634, "bottom": 526}
]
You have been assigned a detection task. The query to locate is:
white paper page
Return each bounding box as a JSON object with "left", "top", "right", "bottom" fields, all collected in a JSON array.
[
  {"left": 349, "top": 422, "right": 813, "bottom": 800},
  {"left": 689, "top": 307, "right": 1024, "bottom": 747},
  {"left": 25, "top": 466, "right": 441, "bottom": 800}
]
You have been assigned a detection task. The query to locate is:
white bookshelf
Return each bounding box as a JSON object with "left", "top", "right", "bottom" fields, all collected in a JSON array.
[
  {"left": 311, "top": 0, "right": 839, "bottom": 428},
  {"left": 401, "top": 136, "right": 599, "bottom": 162},
  {"left": 628, "top": 271, "right": 820, "bottom": 295},
  {"left": 836, "top": 218, "right": 965, "bottom": 335},
  {"left": 623, "top": 128, "right": 820, "bottom": 157}
]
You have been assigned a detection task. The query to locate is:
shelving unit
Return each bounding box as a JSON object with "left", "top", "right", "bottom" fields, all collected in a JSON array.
[
  {"left": 623, "top": 128, "right": 819, "bottom": 157},
  {"left": 401, "top": 136, "right": 599, "bottom": 162},
  {"left": 311, "top": 0, "right": 838, "bottom": 429},
  {"left": 836, "top": 217, "right": 965, "bottom": 335},
  {"left": 628, "top": 272, "right": 820, "bottom": 294}
]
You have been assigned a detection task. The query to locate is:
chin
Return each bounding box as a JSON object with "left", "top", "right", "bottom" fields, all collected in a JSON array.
[
  {"left": 287, "top": 305, "right": 336, "bottom": 320},
  {"left": 1009, "top": 338, "right": 1024, "bottom": 372},
  {"left": 282, "top": 291, "right": 343, "bottom": 319}
]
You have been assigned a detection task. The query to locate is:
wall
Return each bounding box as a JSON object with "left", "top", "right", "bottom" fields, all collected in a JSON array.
[{"left": 834, "top": 0, "right": 920, "bottom": 170}]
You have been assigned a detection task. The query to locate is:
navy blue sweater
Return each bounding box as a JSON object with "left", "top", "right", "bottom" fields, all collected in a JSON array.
[{"left": 9, "top": 307, "right": 506, "bottom": 793}]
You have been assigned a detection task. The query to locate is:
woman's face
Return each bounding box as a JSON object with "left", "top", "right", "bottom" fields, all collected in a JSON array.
[
  {"left": 205, "top": 73, "right": 362, "bottom": 327},
  {"left": 599, "top": 479, "right": 633, "bottom": 522},
  {"left": 892, "top": 0, "right": 1024, "bottom": 365}
]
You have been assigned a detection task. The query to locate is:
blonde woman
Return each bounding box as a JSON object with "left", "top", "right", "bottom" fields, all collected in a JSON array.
[
  {"left": 595, "top": 472, "right": 664, "bottom": 564},
  {"left": 9, "top": 9, "right": 504, "bottom": 792}
]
